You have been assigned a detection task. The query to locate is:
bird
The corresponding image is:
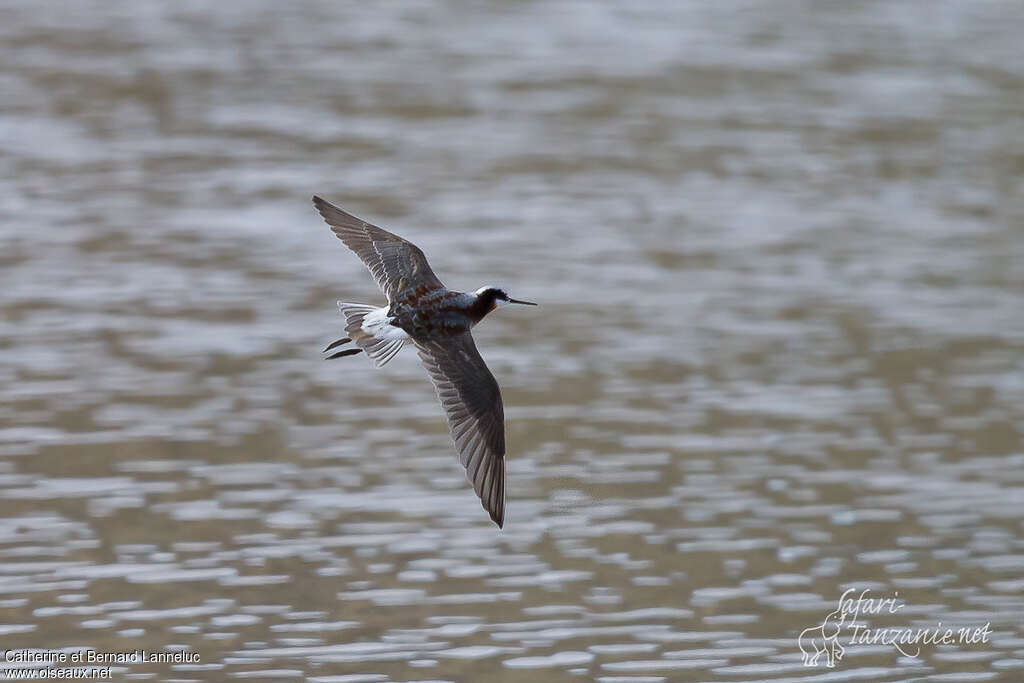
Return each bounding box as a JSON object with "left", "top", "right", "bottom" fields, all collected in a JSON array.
[{"left": 313, "top": 195, "right": 536, "bottom": 528}]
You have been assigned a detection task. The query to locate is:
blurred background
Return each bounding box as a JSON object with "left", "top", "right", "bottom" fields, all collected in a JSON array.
[{"left": 2, "top": 1, "right": 1023, "bottom": 681}]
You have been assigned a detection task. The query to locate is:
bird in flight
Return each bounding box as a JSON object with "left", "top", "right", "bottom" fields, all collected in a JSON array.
[{"left": 314, "top": 196, "right": 536, "bottom": 528}]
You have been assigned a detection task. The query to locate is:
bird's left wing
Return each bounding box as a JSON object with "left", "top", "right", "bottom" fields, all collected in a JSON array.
[
  {"left": 313, "top": 196, "right": 444, "bottom": 301},
  {"left": 416, "top": 333, "right": 506, "bottom": 528}
]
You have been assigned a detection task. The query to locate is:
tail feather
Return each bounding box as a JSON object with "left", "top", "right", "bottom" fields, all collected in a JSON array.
[
  {"left": 337, "top": 302, "right": 409, "bottom": 367},
  {"left": 326, "top": 348, "right": 362, "bottom": 360},
  {"left": 324, "top": 337, "right": 352, "bottom": 353},
  {"left": 337, "top": 302, "right": 378, "bottom": 342}
]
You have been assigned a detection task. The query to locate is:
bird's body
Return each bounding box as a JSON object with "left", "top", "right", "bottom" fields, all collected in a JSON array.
[
  {"left": 313, "top": 196, "right": 535, "bottom": 528},
  {"left": 389, "top": 289, "right": 483, "bottom": 338}
]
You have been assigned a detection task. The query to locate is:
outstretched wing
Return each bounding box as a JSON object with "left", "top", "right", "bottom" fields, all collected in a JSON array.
[
  {"left": 416, "top": 334, "right": 506, "bottom": 528},
  {"left": 313, "top": 196, "right": 444, "bottom": 301}
]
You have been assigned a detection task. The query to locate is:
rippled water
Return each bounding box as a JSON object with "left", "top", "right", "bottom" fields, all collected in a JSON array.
[{"left": 2, "top": 1, "right": 1023, "bottom": 681}]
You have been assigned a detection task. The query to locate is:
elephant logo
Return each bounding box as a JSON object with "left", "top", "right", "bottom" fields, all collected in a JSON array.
[{"left": 798, "top": 606, "right": 847, "bottom": 667}]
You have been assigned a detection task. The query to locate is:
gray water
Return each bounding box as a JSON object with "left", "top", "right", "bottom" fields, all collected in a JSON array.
[{"left": 2, "top": 1, "right": 1024, "bottom": 681}]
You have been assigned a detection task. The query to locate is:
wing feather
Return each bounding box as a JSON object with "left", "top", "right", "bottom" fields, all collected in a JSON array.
[
  {"left": 313, "top": 196, "right": 444, "bottom": 301},
  {"left": 416, "top": 334, "right": 506, "bottom": 527}
]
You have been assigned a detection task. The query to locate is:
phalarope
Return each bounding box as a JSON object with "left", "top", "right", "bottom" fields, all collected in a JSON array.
[{"left": 314, "top": 196, "right": 535, "bottom": 527}]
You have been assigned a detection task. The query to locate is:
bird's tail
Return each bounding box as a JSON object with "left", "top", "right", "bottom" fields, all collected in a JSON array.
[
  {"left": 336, "top": 302, "right": 408, "bottom": 367},
  {"left": 337, "top": 302, "right": 378, "bottom": 343}
]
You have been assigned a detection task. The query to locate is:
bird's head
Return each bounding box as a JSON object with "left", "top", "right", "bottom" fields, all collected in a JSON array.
[{"left": 474, "top": 285, "right": 537, "bottom": 311}]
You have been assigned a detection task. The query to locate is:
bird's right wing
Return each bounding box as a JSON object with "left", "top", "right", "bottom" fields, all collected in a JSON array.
[
  {"left": 313, "top": 196, "right": 444, "bottom": 301},
  {"left": 416, "top": 333, "right": 506, "bottom": 528}
]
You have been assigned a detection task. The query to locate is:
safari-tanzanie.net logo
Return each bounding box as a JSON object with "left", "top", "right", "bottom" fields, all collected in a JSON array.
[{"left": 798, "top": 588, "right": 991, "bottom": 668}]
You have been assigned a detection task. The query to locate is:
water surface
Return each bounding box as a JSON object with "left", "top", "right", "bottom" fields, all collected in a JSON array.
[{"left": 1, "top": 1, "right": 1023, "bottom": 681}]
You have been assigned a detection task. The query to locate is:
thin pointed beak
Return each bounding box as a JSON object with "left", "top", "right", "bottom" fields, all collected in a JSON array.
[{"left": 507, "top": 298, "right": 537, "bottom": 306}]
